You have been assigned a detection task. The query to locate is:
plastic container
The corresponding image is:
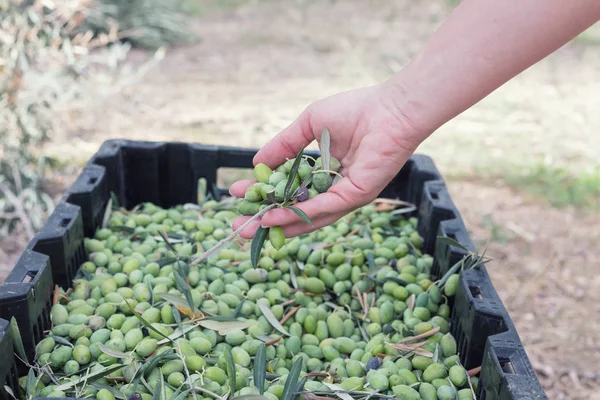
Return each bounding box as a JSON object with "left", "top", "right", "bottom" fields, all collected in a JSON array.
[{"left": 0, "top": 140, "right": 546, "bottom": 399}]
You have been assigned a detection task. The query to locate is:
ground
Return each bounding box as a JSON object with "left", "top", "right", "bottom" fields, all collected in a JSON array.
[{"left": 2, "top": 1, "right": 600, "bottom": 398}]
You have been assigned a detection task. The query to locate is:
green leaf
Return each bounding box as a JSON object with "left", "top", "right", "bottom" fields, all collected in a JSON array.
[
  {"left": 147, "top": 277, "right": 155, "bottom": 306},
  {"left": 254, "top": 343, "right": 267, "bottom": 394},
  {"left": 251, "top": 226, "right": 269, "bottom": 269},
  {"left": 257, "top": 301, "right": 289, "bottom": 337},
  {"left": 156, "top": 257, "right": 179, "bottom": 267},
  {"left": 319, "top": 127, "right": 331, "bottom": 172},
  {"left": 10, "top": 317, "right": 27, "bottom": 363},
  {"left": 47, "top": 335, "right": 74, "bottom": 348},
  {"left": 231, "top": 396, "right": 272, "bottom": 400},
  {"left": 90, "top": 382, "right": 127, "bottom": 400},
  {"left": 436, "top": 236, "right": 469, "bottom": 253},
  {"left": 289, "top": 263, "right": 298, "bottom": 289},
  {"left": 197, "top": 320, "right": 256, "bottom": 336},
  {"left": 4, "top": 385, "right": 17, "bottom": 400},
  {"left": 25, "top": 368, "right": 36, "bottom": 399},
  {"left": 172, "top": 306, "right": 184, "bottom": 337},
  {"left": 202, "top": 316, "right": 242, "bottom": 322},
  {"left": 366, "top": 251, "right": 375, "bottom": 269},
  {"left": 110, "top": 192, "right": 120, "bottom": 209},
  {"left": 173, "top": 262, "right": 195, "bottom": 312},
  {"left": 224, "top": 347, "right": 236, "bottom": 399},
  {"left": 436, "top": 258, "right": 464, "bottom": 289},
  {"left": 284, "top": 147, "right": 305, "bottom": 201},
  {"left": 281, "top": 357, "right": 303, "bottom": 400},
  {"left": 159, "top": 293, "right": 194, "bottom": 310},
  {"left": 432, "top": 344, "right": 440, "bottom": 363},
  {"left": 97, "top": 343, "right": 133, "bottom": 359},
  {"left": 102, "top": 197, "right": 113, "bottom": 229},
  {"left": 158, "top": 325, "right": 197, "bottom": 345},
  {"left": 158, "top": 230, "right": 177, "bottom": 253},
  {"left": 124, "top": 299, "right": 172, "bottom": 342},
  {"left": 115, "top": 225, "right": 136, "bottom": 234},
  {"left": 54, "top": 364, "right": 123, "bottom": 391},
  {"left": 152, "top": 371, "right": 164, "bottom": 400},
  {"left": 266, "top": 190, "right": 277, "bottom": 204},
  {"left": 285, "top": 206, "right": 313, "bottom": 227},
  {"left": 233, "top": 299, "right": 245, "bottom": 318}
]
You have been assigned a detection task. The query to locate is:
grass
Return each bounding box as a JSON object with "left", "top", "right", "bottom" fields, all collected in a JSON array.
[{"left": 453, "top": 163, "right": 600, "bottom": 211}]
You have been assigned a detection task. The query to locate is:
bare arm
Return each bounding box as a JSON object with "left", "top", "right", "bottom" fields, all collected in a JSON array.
[{"left": 231, "top": 1, "right": 600, "bottom": 238}]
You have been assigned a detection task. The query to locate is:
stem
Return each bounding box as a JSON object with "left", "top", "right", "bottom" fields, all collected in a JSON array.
[
  {"left": 189, "top": 204, "right": 277, "bottom": 267},
  {"left": 177, "top": 343, "right": 198, "bottom": 400},
  {"left": 312, "top": 169, "right": 342, "bottom": 178}
]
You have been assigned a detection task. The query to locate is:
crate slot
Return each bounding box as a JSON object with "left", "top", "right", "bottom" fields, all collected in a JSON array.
[
  {"left": 469, "top": 285, "right": 484, "bottom": 299},
  {"left": 59, "top": 218, "right": 71, "bottom": 228},
  {"left": 430, "top": 191, "right": 439, "bottom": 200},
  {"left": 21, "top": 271, "right": 36, "bottom": 283},
  {"left": 499, "top": 357, "right": 516, "bottom": 374},
  {"left": 88, "top": 177, "right": 98, "bottom": 184}
]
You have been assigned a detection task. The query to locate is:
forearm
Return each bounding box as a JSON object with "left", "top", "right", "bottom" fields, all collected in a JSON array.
[{"left": 387, "top": 0, "right": 600, "bottom": 138}]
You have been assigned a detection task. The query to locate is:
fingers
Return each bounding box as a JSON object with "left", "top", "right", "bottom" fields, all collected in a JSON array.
[
  {"left": 229, "top": 180, "right": 256, "bottom": 198},
  {"left": 232, "top": 216, "right": 262, "bottom": 239},
  {"left": 253, "top": 109, "right": 314, "bottom": 168},
  {"left": 260, "top": 177, "right": 365, "bottom": 228}
]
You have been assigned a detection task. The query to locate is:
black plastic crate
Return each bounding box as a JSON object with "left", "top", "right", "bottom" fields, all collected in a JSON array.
[{"left": 0, "top": 139, "right": 546, "bottom": 400}]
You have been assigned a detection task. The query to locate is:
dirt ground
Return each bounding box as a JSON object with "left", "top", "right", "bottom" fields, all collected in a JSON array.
[{"left": 2, "top": 1, "right": 600, "bottom": 398}]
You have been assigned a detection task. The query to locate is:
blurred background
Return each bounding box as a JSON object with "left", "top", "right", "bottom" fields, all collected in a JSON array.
[{"left": 1, "top": 0, "right": 599, "bottom": 398}]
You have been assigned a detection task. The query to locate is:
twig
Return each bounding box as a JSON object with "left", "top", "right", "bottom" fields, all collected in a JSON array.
[
  {"left": 468, "top": 366, "right": 482, "bottom": 377},
  {"left": 280, "top": 305, "right": 302, "bottom": 325},
  {"left": 0, "top": 182, "right": 35, "bottom": 239},
  {"left": 177, "top": 342, "right": 198, "bottom": 400},
  {"left": 189, "top": 204, "right": 277, "bottom": 267},
  {"left": 265, "top": 336, "right": 283, "bottom": 346}
]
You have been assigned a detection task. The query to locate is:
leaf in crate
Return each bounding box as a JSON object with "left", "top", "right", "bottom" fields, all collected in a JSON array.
[
  {"left": 158, "top": 325, "right": 197, "bottom": 345},
  {"left": 90, "top": 382, "right": 127, "bottom": 400},
  {"left": 251, "top": 226, "right": 269, "bottom": 269},
  {"left": 322, "top": 383, "right": 354, "bottom": 400},
  {"left": 115, "top": 225, "right": 136, "bottom": 234},
  {"left": 152, "top": 371, "right": 164, "bottom": 400},
  {"left": 156, "top": 257, "right": 179, "bottom": 267},
  {"left": 224, "top": 347, "right": 236, "bottom": 399},
  {"left": 233, "top": 299, "right": 245, "bottom": 318},
  {"left": 124, "top": 299, "right": 172, "bottom": 342},
  {"left": 102, "top": 197, "right": 113, "bottom": 229},
  {"left": 289, "top": 263, "right": 298, "bottom": 289},
  {"left": 4, "top": 385, "right": 17, "bottom": 400},
  {"left": 48, "top": 335, "right": 74, "bottom": 348},
  {"left": 436, "top": 235, "right": 469, "bottom": 253},
  {"left": 97, "top": 343, "right": 133, "bottom": 359},
  {"left": 254, "top": 343, "right": 267, "bottom": 394},
  {"left": 319, "top": 127, "right": 331, "bottom": 172},
  {"left": 366, "top": 251, "right": 375, "bottom": 269},
  {"left": 257, "top": 301, "right": 289, "bottom": 337},
  {"left": 284, "top": 147, "right": 305, "bottom": 201},
  {"left": 231, "top": 396, "right": 272, "bottom": 400},
  {"left": 10, "top": 317, "right": 27, "bottom": 363},
  {"left": 197, "top": 320, "right": 257, "bottom": 336},
  {"left": 266, "top": 190, "right": 277, "bottom": 204},
  {"left": 281, "top": 357, "right": 303, "bottom": 400},
  {"left": 157, "top": 230, "right": 177, "bottom": 252},
  {"left": 285, "top": 206, "right": 313, "bottom": 227},
  {"left": 25, "top": 369, "right": 36, "bottom": 398},
  {"left": 54, "top": 364, "right": 123, "bottom": 391}
]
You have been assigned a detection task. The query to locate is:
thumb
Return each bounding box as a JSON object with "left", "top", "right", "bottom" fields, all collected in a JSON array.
[{"left": 253, "top": 109, "right": 315, "bottom": 168}]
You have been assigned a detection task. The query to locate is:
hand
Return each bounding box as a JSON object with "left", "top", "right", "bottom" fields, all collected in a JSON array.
[{"left": 229, "top": 81, "right": 426, "bottom": 239}]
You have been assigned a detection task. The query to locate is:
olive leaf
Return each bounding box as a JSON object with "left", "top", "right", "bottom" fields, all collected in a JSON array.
[
  {"left": 124, "top": 299, "right": 172, "bottom": 342},
  {"left": 173, "top": 262, "right": 195, "bottom": 312},
  {"left": 251, "top": 226, "right": 269, "bottom": 269},
  {"left": 97, "top": 343, "right": 133, "bottom": 360},
  {"left": 366, "top": 251, "right": 375, "bottom": 269},
  {"left": 110, "top": 191, "right": 120, "bottom": 208},
  {"left": 156, "top": 257, "right": 179, "bottom": 267},
  {"left": 257, "top": 301, "right": 290, "bottom": 337},
  {"left": 224, "top": 347, "right": 236, "bottom": 399},
  {"left": 285, "top": 206, "right": 313, "bottom": 227},
  {"left": 158, "top": 325, "right": 197, "bottom": 345},
  {"left": 48, "top": 335, "right": 74, "bottom": 348},
  {"left": 3, "top": 385, "right": 16, "bottom": 400},
  {"left": 233, "top": 299, "right": 245, "bottom": 318},
  {"left": 25, "top": 369, "right": 36, "bottom": 399},
  {"left": 436, "top": 235, "right": 469, "bottom": 252},
  {"left": 319, "top": 127, "right": 331, "bottom": 171},
  {"left": 197, "top": 320, "right": 256, "bottom": 336},
  {"left": 254, "top": 343, "right": 267, "bottom": 394},
  {"left": 10, "top": 317, "right": 27, "bottom": 363},
  {"left": 284, "top": 147, "right": 305, "bottom": 201},
  {"left": 152, "top": 370, "right": 165, "bottom": 400},
  {"left": 158, "top": 230, "right": 177, "bottom": 253},
  {"left": 54, "top": 364, "right": 124, "bottom": 391},
  {"left": 90, "top": 382, "right": 127, "bottom": 400},
  {"left": 231, "top": 396, "right": 272, "bottom": 400},
  {"left": 432, "top": 343, "right": 440, "bottom": 363},
  {"left": 115, "top": 225, "right": 136, "bottom": 234},
  {"left": 101, "top": 197, "right": 113, "bottom": 229},
  {"left": 266, "top": 190, "right": 277, "bottom": 204},
  {"left": 281, "top": 356, "right": 303, "bottom": 400},
  {"left": 173, "top": 388, "right": 194, "bottom": 400},
  {"left": 289, "top": 263, "right": 298, "bottom": 289}
]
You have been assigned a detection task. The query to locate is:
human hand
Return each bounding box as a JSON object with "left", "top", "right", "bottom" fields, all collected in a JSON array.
[{"left": 229, "top": 81, "right": 427, "bottom": 239}]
